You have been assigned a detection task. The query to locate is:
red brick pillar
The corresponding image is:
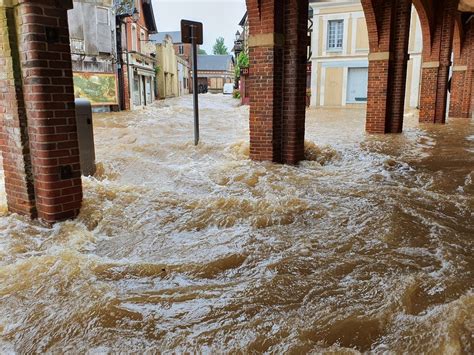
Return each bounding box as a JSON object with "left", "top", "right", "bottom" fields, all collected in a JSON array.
[
  {"left": 0, "top": 5, "right": 36, "bottom": 216},
  {"left": 0, "top": 0, "right": 83, "bottom": 223},
  {"left": 282, "top": 0, "right": 308, "bottom": 164},
  {"left": 449, "top": 19, "right": 474, "bottom": 119},
  {"left": 419, "top": 0, "right": 459, "bottom": 124},
  {"left": 246, "top": 0, "right": 308, "bottom": 164},
  {"left": 362, "top": 0, "right": 412, "bottom": 134}
]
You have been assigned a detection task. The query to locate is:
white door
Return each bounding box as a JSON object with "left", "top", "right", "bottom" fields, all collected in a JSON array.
[{"left": 347, "top": 68, "right": 368, "bottom": 103}]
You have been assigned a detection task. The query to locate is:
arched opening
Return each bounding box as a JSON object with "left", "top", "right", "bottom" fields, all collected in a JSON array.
[{"left": 308, "top": 0, "right": 426, "bottom": 134}]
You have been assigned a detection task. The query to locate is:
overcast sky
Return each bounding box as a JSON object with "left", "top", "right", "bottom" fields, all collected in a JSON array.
[{"left": 152, "top": 0, "right": 247, "bottom": 55}]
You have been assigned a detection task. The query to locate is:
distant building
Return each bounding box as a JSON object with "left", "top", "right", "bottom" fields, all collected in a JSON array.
[
  {"left": 195, "top": 55, "right": 235, "bottom": 94},
  {"left": 233, "top": 12, "right": 249, "bottom": 58},
  {"left": 177, "top": 56, "right": 190, "bottom": 96},
  {"left": 151, "top": 31, "right": 192, "bottom": 97},
  {"left": 234, "top": 12, "right": 250, "bottom": 104},
  {"left": 115, "top": 0, "right": 158, "bottom": 110},
  {"left": 68, "top": 1, "right": 119, "bottom": 112},
  {"left": 309, "top": 0, "right": 423, "bottom": 108},
  {"left": 155, "top": 35, "right": 179, "bottom": 99},
  {"left": 151, "top": 31, "right": 195, "bottom": 64}
]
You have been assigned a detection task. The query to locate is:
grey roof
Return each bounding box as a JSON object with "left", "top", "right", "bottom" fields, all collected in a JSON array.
[
  {"left": 197, "top": 55, "right": 234, "bottom": 71},
  {"left": 239, "top": 12, "right": 247, "bottom": 26},
  {"left": 150, "top": 31, "right": 182, "bottom": 44}
]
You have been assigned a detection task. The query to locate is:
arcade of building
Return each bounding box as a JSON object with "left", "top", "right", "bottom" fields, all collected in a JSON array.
[{"left": 0, "top": 0, "right": 473, "bottom": 223}]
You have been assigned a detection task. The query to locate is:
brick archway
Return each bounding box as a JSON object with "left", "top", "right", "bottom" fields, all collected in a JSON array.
[
  {"left": 412, "top": 0, "right": 434, "bottom": 56},
  {"left": 360, "top": 0, "right": 462, "bottom": 131}
]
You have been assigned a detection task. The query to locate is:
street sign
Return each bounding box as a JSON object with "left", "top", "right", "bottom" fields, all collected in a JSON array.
[
  {"left": 181, "top": 20, "right": 203, "bottom": 45},
  {"left": 181, "top": 20, "right": 203, "bottom": 145}
]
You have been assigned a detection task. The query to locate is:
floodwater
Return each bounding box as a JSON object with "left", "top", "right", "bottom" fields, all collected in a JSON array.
[{"left": 0, "top": 94, "right": 473, "bottom": 353}]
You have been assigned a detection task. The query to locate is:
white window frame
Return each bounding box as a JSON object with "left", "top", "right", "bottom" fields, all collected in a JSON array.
[
  {"left": 322, "top": 14, "right": 350, "bottom": 56},
  {"left": 327, "top": 19, "right": 344, "bottom": 51}
]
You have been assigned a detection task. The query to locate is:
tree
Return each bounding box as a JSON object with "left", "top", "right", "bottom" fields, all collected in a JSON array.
[
  {"left": 198, "top": 48, "right": 208, "bottom": 55},
  {"left": 212, "top": 37, "right": 229, "bottom": 55}
]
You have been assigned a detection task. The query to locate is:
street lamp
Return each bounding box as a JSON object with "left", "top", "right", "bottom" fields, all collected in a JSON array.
[{"left": 235, "top": 30, "right": 241, "bottom": 41}]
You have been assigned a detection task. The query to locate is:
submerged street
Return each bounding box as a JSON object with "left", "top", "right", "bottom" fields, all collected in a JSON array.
[{"left": 0, "top": 94, "right": 473, "bottom": 352}]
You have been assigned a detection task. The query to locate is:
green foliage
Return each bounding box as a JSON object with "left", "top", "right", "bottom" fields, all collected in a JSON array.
[
  {"left": 237, "top": 51, "right": 249, "bottom": 67},
  {"left": 234, "top": 52, "right": 250, "bottom": 80},
  {"left": 212, "top": 37, "right": 229, "bottom": 55},
  {"left": 233, "top": 89, "right": 241, "bottom": 99},
  {"left": 198, "top": 48, "right": 208, "bottom": 55}
]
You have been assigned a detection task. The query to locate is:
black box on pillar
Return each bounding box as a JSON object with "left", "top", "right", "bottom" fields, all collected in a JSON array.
[{"left": 75, "top": 99, "right": 96, "bottom": 176}]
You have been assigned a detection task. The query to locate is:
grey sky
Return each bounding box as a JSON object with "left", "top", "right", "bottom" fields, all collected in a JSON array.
[{"left": 152, "top": 0, "right": 247, "bottom": 55}]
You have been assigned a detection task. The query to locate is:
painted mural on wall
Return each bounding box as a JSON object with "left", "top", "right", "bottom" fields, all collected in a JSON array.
[{"left": 73, "top": 72, "right": 118, "bottom": 105}]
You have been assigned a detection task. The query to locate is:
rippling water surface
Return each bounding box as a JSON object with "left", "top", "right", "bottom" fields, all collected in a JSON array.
[{"left": 0, "top": 95, "right": 473, "bottom": 353}]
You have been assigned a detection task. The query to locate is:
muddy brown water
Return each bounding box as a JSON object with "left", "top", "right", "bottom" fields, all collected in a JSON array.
[{"left": 0, "top": 95, "right": 473, "bottom": 353}]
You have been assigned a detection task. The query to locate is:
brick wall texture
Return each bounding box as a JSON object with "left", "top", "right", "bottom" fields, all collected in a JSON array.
[
  {"left": 0, "top": 0, "right": 82, "bottom": 223},
  {"left": 419, "top": 0, "right": 459, "bottom": 123},
  {"left": 450, "top": 18, "right": 474, "bottom": 118}
]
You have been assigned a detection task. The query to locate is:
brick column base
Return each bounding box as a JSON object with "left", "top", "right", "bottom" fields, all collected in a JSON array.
[
  {"left": 419, "top": 65, "right": 443, "bottom": 123},
  {"left": 449, "top": 68, "right": 468, "bottom": 118},
  {"left": 366, "top": 57, "right": 390, "bottom": 133}
]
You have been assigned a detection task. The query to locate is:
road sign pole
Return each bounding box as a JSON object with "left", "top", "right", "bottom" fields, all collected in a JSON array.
[{"left": 191, "top": 25, "right": 199, "bottom": 146}]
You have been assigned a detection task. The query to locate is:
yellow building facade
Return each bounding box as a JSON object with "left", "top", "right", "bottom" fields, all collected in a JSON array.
[
  {"left": 156, "top": 35, "right": 179, "bottom": 99},
  {"left": 310, "top": 0, "right": 423, "bottom": 109}
]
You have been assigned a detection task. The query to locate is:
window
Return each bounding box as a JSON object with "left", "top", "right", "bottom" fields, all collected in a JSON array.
[
  {"left": 327, "top": 20, "right": 344, "bottom": 50},
  {"left": 178, "top": 45, "right": 184, "bottom": 55},
  {"left": 97, "top": 7, "right": 111, "bottom": 54},
  {"left": 140, "top": 29, "right": 146, "bottom": 53},
  {"left": 131, "top": 24, "right": 137, "bottom": 51}
]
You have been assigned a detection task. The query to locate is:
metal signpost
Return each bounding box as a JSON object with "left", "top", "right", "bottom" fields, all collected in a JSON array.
[{"left": 181, "top": 20, "right": 203, "bottom": 146}]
